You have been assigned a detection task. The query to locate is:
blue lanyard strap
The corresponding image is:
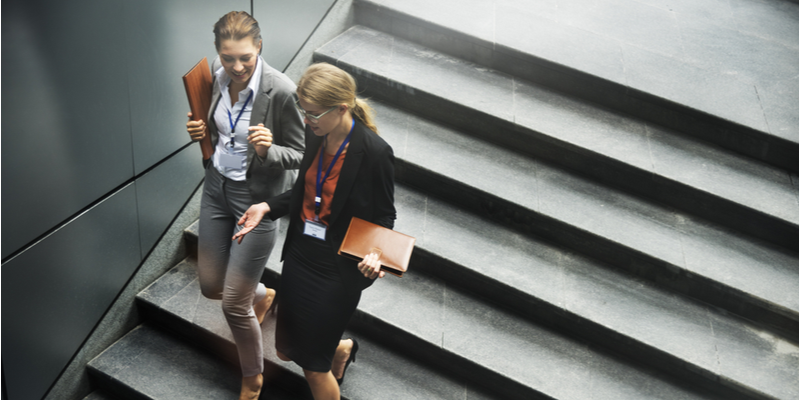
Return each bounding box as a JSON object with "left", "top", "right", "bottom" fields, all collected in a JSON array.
[
  {"left": 227, "top": 90, "right": 254, "bottom": 148},
  {"left": 315, "top": 119, "right": 355, "bottom": 218}
]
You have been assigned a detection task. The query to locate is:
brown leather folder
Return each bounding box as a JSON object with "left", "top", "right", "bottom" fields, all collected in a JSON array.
[
  {"left": 182, "top": 57, "right": 214, "bottom": 160},
  {"left": 338, "top": 217, "right": 416, "bottom": 277}
]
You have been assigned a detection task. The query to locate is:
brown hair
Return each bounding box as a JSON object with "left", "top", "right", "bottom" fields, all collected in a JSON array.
[
  {"left": 297, "top": 63, "right": 379, "bottom": 134},
  {"left": 213, "top": 11, "right": 262, "bottom": 52}
]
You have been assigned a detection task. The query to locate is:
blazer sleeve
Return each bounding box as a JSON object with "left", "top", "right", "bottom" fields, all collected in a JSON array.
[
  {"left": 265, "top": 189, "right": 293, "bottom": 221},
  {"left": 252, "top": 82, "right": 305, "bottom": 170},
  {"left": 372, "top": 144, "right": 396, "bottom": 230}
]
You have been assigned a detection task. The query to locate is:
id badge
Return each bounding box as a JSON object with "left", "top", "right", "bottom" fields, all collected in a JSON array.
[
  {"left": 303, "top": 219, "right": 327, "bottom": 240},
  {"left": 219, "top": 152, "right": 245, "bottom": 169}
]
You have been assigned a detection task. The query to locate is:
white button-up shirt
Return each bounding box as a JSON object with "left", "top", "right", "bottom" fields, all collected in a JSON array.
[{"left": 212, "top": 57, "right": 263, "bottom": 181}]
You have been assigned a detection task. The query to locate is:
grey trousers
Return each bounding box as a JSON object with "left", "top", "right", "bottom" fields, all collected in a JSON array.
[{"left": 198, "top": 166, "right": 278, "bottom": 377}]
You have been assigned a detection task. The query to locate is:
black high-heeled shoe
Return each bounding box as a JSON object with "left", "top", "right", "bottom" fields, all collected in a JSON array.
[{"left": 336, "top": 338, "right": 359, "bottom": 386}]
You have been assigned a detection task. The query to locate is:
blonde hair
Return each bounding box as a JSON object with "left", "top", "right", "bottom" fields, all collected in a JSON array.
[
  {"left": 297, "top": 63, "right": 379, "bottom": 134},
  {"left": 213, "top": 11, "right": 261, "bottom": 52}
]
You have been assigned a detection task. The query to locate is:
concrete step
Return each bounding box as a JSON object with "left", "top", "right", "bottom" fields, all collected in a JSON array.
[
  {"left": 389, "top": 186, "right": 797, "bottom": 400},
  {"left": 178, "top": 212, "right": 795, "bottom": 400},
  {"left": 138, "top": 258, "right": 726, "bottom": 400},
  {"left": 371, "top": 99, "right": 797, "bottom": 339},
  {"left": 352, "top": 0, "right": 798, "bottom": 172},
  {"left": 82, "top": 391, "right": 120, "bottom": 400},
  {"left": 87, "top": 323, "right": 302, "bottom": 400},
  {"left": 184, "top": 177, "right": 797, "bottom": 399},
  {"left": 314, "top": 25, "right": 798, "bottom": 251},
  {"left": 135, "top": 258, "right": 502, "bottom": 400}
]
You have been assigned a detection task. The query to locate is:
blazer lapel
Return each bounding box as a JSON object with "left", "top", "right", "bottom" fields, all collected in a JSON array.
[
  {"left": 300, "top": 131, "right": 323, "bottom": 180},
  {"left": 290, "top": 129, "right": 322, "bottom": 208},
  {"left": 250, "top": 56, "right": 274, "bottom": 125},
  {"left": 327, "top": 123, "right": 365, "bottom": 228},
  {"left": 248, "top": 57, "right": 274, "bottom": 161}
]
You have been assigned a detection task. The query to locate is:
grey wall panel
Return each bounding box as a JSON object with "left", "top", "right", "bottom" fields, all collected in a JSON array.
[
  {"left": 1, "top": 0, "right": 134, "bottom": 259},
  {"left": 1, "top": 184, "right": 141, "bottom": 400},
  {"left": 123, "top": 0, "right": 250, "bottom": 176},
  {"left": 255, "top": 0, "right": 336, "bottom": 71},
  {"left": 136, "top": 144, "right": 204, "bottom": 258}
]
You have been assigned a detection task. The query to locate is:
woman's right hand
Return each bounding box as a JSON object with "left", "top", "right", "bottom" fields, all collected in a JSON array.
[
  {"left": 186, "top": 112, "right": 207, "bottom": 141},
  {"left": 358, "top": 252, "right": 385, "bottom": 280}
]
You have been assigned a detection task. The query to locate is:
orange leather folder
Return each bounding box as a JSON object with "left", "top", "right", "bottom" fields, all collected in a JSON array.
[
  {"left": 183, "top": 57, "right": 214, "bottom": 160},
  {"left": 338, "top": 217, "right": 416, "bottom": 277}
]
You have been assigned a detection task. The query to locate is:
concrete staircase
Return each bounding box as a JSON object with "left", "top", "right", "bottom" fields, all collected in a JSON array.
[{"left": 85, "top": 1, "right": 798, "bottom": 399}]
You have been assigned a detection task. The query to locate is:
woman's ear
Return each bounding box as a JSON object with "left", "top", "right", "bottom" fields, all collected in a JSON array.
[{"left": 339, "top": 104, "right": 349, "bottom": 115}]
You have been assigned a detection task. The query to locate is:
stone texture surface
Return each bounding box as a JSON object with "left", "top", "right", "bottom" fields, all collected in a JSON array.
[
  {"left": 358, "top": 0, "right": 799, "bottom": 142},
  {"left": 371, "top": 100, "right": 798, "bottom": 318},
  {"left": 495, "top": 2, "right": 626, "bottom": 83},
  {"left": 319, "top": 26, "right": 798, "bottom": 231},
  {"left": 140, "top": 239, "right": 734, "bottom": 400},
  {"left": 89, "top": 324, "right": 240, "bottom": 399},
  {"left": 178, "top": 181, "right": 798, "bottom": 400},
  {"left": 88, "top": 324, "right": 301, "bottom": 400},
  {"left": 135, "top": 258, "right": 503, "bottom": 400},
  {"left": 620, "top": 42, "right": 769, "bottom": 133},
  {"left": 387, "top": 185, "right": 797, "bottom": 399}
]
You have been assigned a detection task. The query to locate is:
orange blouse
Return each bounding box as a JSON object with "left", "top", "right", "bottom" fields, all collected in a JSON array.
[{"left": 301, "top": 145, "right": 347, "bottom": 226}]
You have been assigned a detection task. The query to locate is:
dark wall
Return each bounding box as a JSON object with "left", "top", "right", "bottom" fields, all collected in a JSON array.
[{"left": 1, "top": 1, "right": 334, "bottom": 399}]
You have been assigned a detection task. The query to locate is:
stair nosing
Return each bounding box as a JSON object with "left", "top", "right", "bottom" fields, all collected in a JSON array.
[
  {"left": 352, "top": 0, "right": 799, "bottom": 163},
  {"left": 360, "top": 95, "right": 798, "bottom": 321},
  {"left": 139, "top": 250, "right": 795, "bottom": 400},
  {"left": 317, "top": 25, "right": 798, "bottom": 230}
]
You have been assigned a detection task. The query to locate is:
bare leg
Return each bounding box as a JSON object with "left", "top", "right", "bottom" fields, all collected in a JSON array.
[
  {"left": 304, "top": 370, "right": 340, "bottom": 400},
  {"left": 276, "top": 350, "right": 291, "bottom": 362},
  {"left": 330, "top": 339, "right": 354, "bottom": 380},
  {"left": 254, "top": 288, "right": 276, "bottom": 324},
  {"left": 240, "top": 373, "right": 263, "bottom": 400}
]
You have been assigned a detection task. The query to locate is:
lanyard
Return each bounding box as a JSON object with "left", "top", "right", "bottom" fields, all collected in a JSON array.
[
  {"left": 315, "top": 119, "right": 355, "bottom": 219},
  {"left": 227, "top": 90, "right": 254, "bottom": 149}
]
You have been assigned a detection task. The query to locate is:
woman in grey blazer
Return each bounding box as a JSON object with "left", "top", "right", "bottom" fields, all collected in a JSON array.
[{"left": 185, "top": 11, "right": 304, "bottom": 400}]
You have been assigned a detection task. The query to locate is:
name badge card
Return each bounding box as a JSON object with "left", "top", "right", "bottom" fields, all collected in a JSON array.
[
  {"left": 219, "top": 152, "right": 245, "bottom": 169},
  {"left": 304, "top": 219, "right": 327, "bottom": 240}
]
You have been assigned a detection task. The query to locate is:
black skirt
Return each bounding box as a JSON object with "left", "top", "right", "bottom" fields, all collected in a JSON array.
[{"left": 275, "top": 224, "right": 361, "bottom": 372}]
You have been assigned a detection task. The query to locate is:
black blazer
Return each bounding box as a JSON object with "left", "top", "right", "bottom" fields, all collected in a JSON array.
[{"left": 267, "top": 120, "right": 396, "bottom": 292}]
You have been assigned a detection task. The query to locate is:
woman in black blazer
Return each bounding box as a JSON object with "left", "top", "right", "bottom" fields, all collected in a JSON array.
[{"left": 234, "top": 62, "right": 395, "bottom": 399}]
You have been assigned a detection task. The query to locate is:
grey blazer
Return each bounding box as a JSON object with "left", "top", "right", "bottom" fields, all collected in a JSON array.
[{"left": 207, "top": 56, "right": 305, "bottom": 202}]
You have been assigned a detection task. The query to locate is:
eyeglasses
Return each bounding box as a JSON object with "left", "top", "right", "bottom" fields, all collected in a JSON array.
[{"left": 295, "top": 101, "right": 336, "bottom": 124}]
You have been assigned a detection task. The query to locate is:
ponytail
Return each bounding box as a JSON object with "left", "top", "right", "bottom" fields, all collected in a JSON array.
[{"left": 352, "top": 98, "right": 379, "bottom": 134}]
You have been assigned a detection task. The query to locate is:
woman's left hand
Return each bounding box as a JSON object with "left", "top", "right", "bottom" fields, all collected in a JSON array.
[
  {"left": 358, "top": 252, "right": 385, "bottom": 279},
  {"left": 232, "top": 202, "right": 271, "bottom": 244},
  {"left": 248, "top": 123, "right": 273, "bottom": 158}
]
